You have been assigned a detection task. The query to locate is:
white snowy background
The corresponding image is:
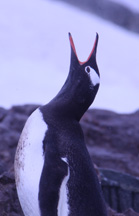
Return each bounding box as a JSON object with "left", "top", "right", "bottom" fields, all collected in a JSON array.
[{"left": 0, "top": 0, "right": 139, "bottom": 113}]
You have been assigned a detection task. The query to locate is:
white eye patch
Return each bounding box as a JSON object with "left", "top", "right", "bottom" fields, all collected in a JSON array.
[{"left": 85, "top": 66, "right": 100, "bottom": 86}]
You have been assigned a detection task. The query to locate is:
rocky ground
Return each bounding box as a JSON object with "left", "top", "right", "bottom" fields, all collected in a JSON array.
[
  {"left": 0, "top": 104, "right": 139, "bottom": 216},
  {"left": 81, "top": 109, "right": 139, "bottom": 177}
]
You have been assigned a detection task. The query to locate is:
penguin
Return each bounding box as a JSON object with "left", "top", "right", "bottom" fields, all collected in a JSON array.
[{"left": 14, "top": 33, "right": 108, "bottom": 216}]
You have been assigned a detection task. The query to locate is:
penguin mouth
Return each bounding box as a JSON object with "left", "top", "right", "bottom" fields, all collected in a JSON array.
[{"left": 69, "top": 32, "right": 99, "bottom": 65}]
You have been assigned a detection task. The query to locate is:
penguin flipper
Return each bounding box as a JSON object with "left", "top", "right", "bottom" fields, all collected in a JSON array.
[{"left": 38, "top": 147, "right": 68, "bottom": 216}]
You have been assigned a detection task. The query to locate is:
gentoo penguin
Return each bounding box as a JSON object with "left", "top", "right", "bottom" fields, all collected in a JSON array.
[{"left": 14, "top": 33, "right": 108, "bottom": 216}]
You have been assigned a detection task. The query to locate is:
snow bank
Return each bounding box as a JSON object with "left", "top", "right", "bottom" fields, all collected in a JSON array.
[{"left": 0, "top": 0, "right": 139, "bottom": 113}]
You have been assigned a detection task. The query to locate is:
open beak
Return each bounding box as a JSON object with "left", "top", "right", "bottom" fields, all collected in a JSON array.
[{"left": 69, "top": 32, "right": 99, "bottom": 65}]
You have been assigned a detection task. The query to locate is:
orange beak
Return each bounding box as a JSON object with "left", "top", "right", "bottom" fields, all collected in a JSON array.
[{"left": 69, "top": 32, "right": 99, "bottom": 65}]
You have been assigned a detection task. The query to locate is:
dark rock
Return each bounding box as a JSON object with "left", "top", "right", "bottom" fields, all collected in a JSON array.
[
  {"left": 3, "top": 104, "right": 40, "bottom": 132},
  {"left": 81, "top": 109, "right": 139, "bottom": 177},
  {"left": 100, "top": 169, "right": 139, "bottom": 213},
  {"left": 0, "top": 170, "right": 24, "bottom": 216},
  {"left": 0, "top": 171, "right": 15, "bottom": 185},
  {"left": 0, "top": 107, "right": 7, "bottom": 122},
  {"left": 11, "top": 104, "right": 40, "bottom": 116},
  {"left": 124, "top": 209, "right": 139, "bottom": 216},
  {"left": 108, "top": 207, "right": 139, "bottom": 216}
]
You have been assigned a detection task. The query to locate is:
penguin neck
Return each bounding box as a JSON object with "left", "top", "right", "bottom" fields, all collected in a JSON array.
[{"left": 47, "top": 84, "right": 90, "bottom": 122}]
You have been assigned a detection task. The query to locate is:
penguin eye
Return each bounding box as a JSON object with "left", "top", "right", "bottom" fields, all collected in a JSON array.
[
  {"left": 85, "top": 66, "right": 91, "bottom": 73},
  {"left": 85, "top": 66, "right": 100, "bottom": 86}
]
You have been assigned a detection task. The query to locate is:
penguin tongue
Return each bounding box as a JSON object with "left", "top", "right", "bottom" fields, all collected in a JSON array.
[{"left": 69, "top": 32, "right": 99, "bottom": 65}]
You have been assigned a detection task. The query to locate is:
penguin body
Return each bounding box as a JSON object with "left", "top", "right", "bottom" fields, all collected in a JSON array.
[{"left": 14, "top": 33, "right": 108, "bottom": 216}]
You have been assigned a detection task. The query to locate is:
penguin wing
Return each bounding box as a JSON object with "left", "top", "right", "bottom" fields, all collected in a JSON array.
[{"left": 38, "top": 138, "right": 68, "bottom": 216}]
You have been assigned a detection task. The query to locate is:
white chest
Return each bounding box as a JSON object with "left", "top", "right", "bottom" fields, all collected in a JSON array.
[{"left": 14, "top": 108, "right": 48, "bottom": 216}]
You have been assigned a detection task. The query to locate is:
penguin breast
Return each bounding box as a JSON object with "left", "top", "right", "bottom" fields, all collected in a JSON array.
[{"left": 14, "top": 108, "right": 48, "bottom": 216}]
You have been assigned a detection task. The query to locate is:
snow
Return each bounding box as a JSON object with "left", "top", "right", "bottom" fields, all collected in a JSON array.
[{"left": 0, "top": 0, "right": 139, "bottom": 113}]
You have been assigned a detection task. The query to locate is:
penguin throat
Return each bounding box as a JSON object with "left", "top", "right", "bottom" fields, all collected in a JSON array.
[{"left": 48, "top": 91, "right": 94, "bottom": 122}]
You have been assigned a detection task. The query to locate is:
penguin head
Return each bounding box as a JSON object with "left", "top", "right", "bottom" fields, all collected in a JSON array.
[
  {"left": 67, "top": 33, "right": 100, "bottom": 120},
  {"left": 49, "top": 33, "right": 100, "bottom": 121}
]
